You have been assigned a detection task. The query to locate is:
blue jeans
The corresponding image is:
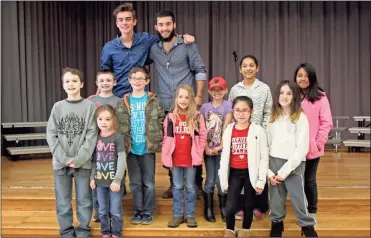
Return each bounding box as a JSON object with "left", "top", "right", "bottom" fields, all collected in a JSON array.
[
  {"left": 54, "top": 167, "right": 92, "bottom": 238},
  {"left": 204, "top": 155, "right": 222, "bottom": 194},
  {"left": 92, "top": 189, "right": 99, "bottom": 209},
  {"left": 171, "top": 166, "right": 197, "bottom": 217},
  {"left": 96, "top": 186, "right": 125, "bottom": 237},
  {"left": 127, "top": 153, "right": 156, "bottom": 215}
]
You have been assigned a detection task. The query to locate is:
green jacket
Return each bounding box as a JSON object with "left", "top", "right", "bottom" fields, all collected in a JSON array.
[{"left": 116, "top": 92, "right": 165, "bottom": 154}]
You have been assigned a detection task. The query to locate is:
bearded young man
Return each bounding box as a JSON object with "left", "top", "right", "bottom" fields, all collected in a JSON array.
[
  {"left": 101, "top": 4, "right": 195, "bottom": 98},
  {"left": 148, "top": 10, "right": 207, "bottom": 200}
]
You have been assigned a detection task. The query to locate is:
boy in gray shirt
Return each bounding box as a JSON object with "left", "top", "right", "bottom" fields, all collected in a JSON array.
[
  {"left": 47, "top": 68, "right": 98, "bottom": 238},
  {"left": 88, "top": 71, "right": 122, "bottom": 109}
]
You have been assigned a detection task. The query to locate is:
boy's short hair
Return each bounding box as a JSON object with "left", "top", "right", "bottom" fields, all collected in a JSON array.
[
  {"left": 96, "top": 70, "right": 116, "bottom": 81},
  {"left": 61, "top": 67, "right": 84, "bottom": 83},
  {"left": 128, "top": 67, "right": 150, "bottom": 80},
  {"left": 113, "top": 3, "right": 136, "bottom": 20},
  {"left": 156, "top": 10, "right": 176, "bottom": 23}
]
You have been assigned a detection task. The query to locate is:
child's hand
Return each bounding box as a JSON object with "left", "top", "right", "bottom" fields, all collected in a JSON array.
[
  {"left": 269, "top": 175, "right": 281, "bottom": 186},
  {"left": 67, "top": 159, "right": 77, "bottom": 168},
  {"left": 110, "top": 182, "right": 121, "bottom": 192},
  {"left": 275, "top": 175, "right": 284, "bottom": 182},
  {"left": 205, "top": 146, "right": 213, "bottom": 156},
  {"left": 90, "top": 180, "right": 96, "bottom": 189},
  {"left": 212, "top": 145, "right": 223, "bottom": 154},
  {"left": 255, "top": 187, "right": 263, "bottom": 194}
]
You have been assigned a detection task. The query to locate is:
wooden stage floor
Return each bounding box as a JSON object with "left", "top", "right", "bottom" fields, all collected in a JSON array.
[{"left": 1, "top": 152, "right": 370, "bottom": 237}]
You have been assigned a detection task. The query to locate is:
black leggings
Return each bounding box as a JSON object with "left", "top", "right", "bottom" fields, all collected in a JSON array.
[
  {"left": 304, "top": 157, "right": 320, "bottom": 213},
  {"left": 237, "top": 182, "right": 269, "bottom": 213},
  {"left": 225, "top": 168, "right": 255, "bottom": 230}
]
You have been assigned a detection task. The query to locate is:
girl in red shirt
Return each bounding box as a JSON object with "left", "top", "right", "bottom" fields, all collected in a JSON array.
[
  {"left": 161, "top": 85, "right": 207, "bottom": 228},
  {"left": 219, "top": 96, "right": 269, "bottom": 237}
]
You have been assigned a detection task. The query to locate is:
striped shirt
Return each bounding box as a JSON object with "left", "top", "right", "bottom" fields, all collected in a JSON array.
[{"left": 228, "top": 79, "right": 272, "bottom": 128}]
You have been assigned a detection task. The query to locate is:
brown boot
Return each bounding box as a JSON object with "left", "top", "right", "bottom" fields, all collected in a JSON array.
[
  {"left": 186, "top": 216, "right": 198, "bottom": 228},
  {"left": 237, "top": 228, "right": 250, "bottom": 237},
  {"left": 162, "top": 185, "right": 173, "bottom": 199},
  {"left": 224, "top": 228, "right": 236, "bottom": 237},
  {"left": 167, "top": 216, "right": 184, "bottom": 228}
]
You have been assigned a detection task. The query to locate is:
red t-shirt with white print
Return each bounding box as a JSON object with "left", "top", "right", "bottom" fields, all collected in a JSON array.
[
  {"left": 172, "top": 114, "right": 192, "bottom": 167},
  {"left": 230, "top": 125, "right": 249, "bottom": 169}
]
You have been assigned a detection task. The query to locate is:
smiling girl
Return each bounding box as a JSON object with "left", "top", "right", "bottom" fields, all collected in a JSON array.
[
  {"left": 267, "top": 81, "right": 317, "bottom": 237},
  {"left": 162, "top": 85, "right": 207, "bottom": 228}
]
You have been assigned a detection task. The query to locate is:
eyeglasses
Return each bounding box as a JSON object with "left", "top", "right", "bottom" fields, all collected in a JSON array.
[
  {"left": 129, "top": 77, "right": 147, "bottom": 82},
  {"left": 233, "top": 109, "right": 251, "bottom": 115}
]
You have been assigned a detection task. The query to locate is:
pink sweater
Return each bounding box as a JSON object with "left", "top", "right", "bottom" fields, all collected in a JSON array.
[
  {"left": 161, "top": 112, "right": 207, "bottom": 168},
  {"left": 301, "top": 93, "right": 333, "bottom": 159}
]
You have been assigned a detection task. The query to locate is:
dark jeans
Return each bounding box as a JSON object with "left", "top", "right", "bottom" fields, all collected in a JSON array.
[
  {"left": 96, "top": 186, "right": 125, "bottom": 237},
  {"left": 93, "top": 188, "right": 99, "bottom": 209},
  {"left": 127, "top": 152, "right": 156, "bottom": 215},
  {"left": 225, "top": 168, "right": 255, "bottom": 230},
  {"left": 54, "top": 167, "right": 92, "bottom": 238},
  {"left": 304, "top": 157, "right": 320, "bottom": 213},
  {"left": 204, "top": 155, "right": 222, "bottom": 194}
]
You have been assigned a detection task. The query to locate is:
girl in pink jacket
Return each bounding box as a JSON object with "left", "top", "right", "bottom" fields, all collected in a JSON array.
[
  {"left": 162, "top": 85, "right": 207, "bottom": 228},
  {"left": 294, "top": 63, "right": 333, "bottom": 219}
]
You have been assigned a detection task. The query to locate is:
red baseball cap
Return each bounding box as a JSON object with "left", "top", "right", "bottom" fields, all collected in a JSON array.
[{"left": 208, "top": 77, "right": 227, "bottom": 90}]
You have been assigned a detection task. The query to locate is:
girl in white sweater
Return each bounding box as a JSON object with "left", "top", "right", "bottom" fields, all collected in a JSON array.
[
  {"left": 219, "top": 96, "right": 269, "bottom": 237},
  {"left": 267, "top": 80, "right": 317, "bottom": 237}
]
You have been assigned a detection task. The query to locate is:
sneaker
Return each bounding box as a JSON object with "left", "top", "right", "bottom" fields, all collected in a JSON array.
[
  {"left": 131, "top": 213, "right": 142, "bottom": 225},
  {"left": 102, "top": 234, "right": 110, "bottom": 238},
  {"left": 186, "top": 216, "right": 198, "bottom": 228},
  {"left": 111, "top": 235, "right": 120, "bottom": 238},
  {"left": 235, "top": 210, "right": 243, "bottom": 220},
  {"left": 141, "top": 214, "right": 154, "bottom": 225},
  {"left": 168, "top": 216, "right": 184, "bottom": 228},
  {"left": 93, "top": 212, "right": 100, "bottom": 222}
]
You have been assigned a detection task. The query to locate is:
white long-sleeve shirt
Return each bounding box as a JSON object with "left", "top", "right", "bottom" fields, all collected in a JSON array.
[{"left": 267, "top": 112, "right": 309, "bottom": 179}]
